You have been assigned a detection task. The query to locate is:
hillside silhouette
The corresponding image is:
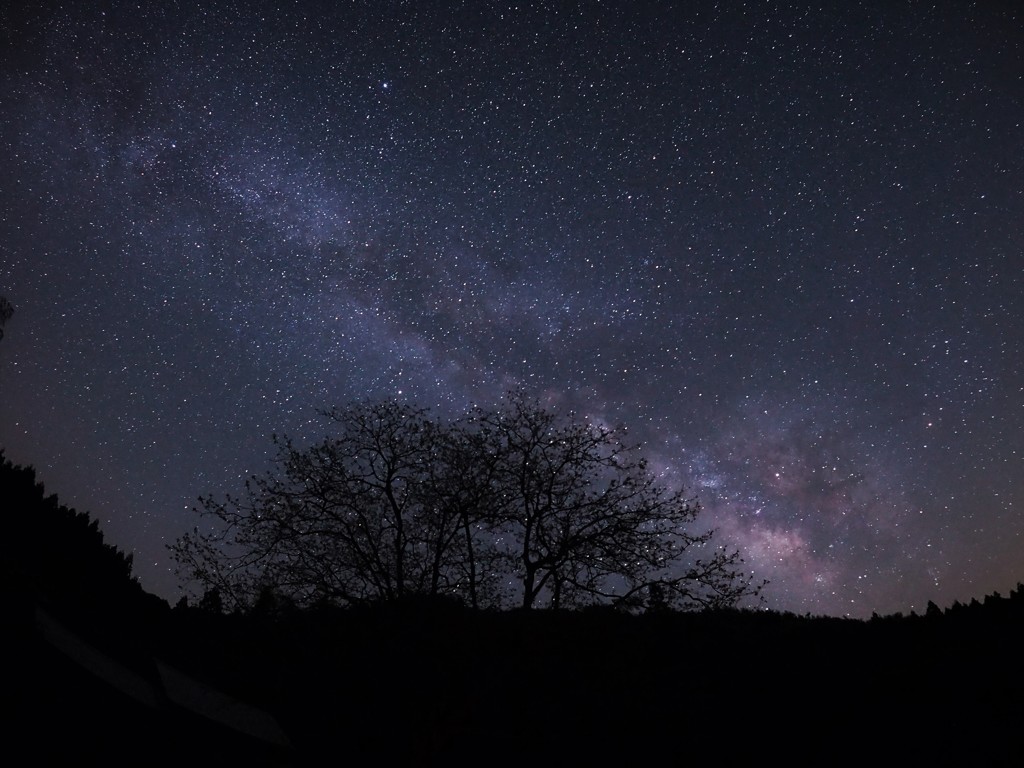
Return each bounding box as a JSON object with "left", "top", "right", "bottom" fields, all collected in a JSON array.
[{"left": 3, "top": 452, "right": 1023, "bottom": 765}]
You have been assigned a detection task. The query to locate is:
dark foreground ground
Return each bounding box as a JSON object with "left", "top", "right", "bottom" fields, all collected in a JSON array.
[{"left": 7, "top": 590, "right": 1024, "bottom": 767}]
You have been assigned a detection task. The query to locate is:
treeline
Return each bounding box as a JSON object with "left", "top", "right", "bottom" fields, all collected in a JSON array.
[
  {"left": 5, "top": 450, "right": 1024, "bottom": 764},
  {"left": 3, "top": 442, "right": 1020, "bottom": 628},
  {"left": 870, "top": 587, "right": 1024, "bottom": 624}
]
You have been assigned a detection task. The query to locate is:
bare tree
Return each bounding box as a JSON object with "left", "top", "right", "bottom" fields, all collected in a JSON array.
[
  {"left": 172, "top": 401, "right": 458, "bottom": 610},
  {"left": 473, "top": 392, "right": 762, "bottom": 610},
  {"left": 172, "top": 394, "right": 763, "bottom": 613}
]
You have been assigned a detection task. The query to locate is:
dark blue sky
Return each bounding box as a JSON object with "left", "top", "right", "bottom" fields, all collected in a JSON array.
[{"left": 1, "top": 0, "right": 1022, "bottom": 617}]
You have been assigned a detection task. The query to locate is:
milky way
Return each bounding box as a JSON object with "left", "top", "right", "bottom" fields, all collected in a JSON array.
[{"left": 1, "top": 1, "right": 1022, "bottom": 617}]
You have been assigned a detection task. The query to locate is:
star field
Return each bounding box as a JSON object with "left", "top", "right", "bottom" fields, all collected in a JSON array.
[{"left": 1, "top": 1, "right": 1022, "bottom": 617}]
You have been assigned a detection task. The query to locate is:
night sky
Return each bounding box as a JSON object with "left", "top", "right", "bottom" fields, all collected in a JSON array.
[{"left": 1, "top": 1, "right": 1021, "bottom": 618}]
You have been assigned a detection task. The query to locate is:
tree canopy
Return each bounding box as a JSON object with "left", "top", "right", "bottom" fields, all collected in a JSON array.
[{"left": 172, "top": 393, "right": 763, "bottom": 613}]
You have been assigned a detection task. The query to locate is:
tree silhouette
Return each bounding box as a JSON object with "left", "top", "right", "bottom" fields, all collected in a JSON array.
[
  {"left": 470, "top": 392, "right": 761, "bottom": 610},
  {"left": 172, "top": 401, "right": 471, "bottom": 611},
  {"left": 172, "top": 395, "right": 763, "bottom": 612},
  {"left": 198, "top": 586, "right": 224, "bottom": 614}
]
